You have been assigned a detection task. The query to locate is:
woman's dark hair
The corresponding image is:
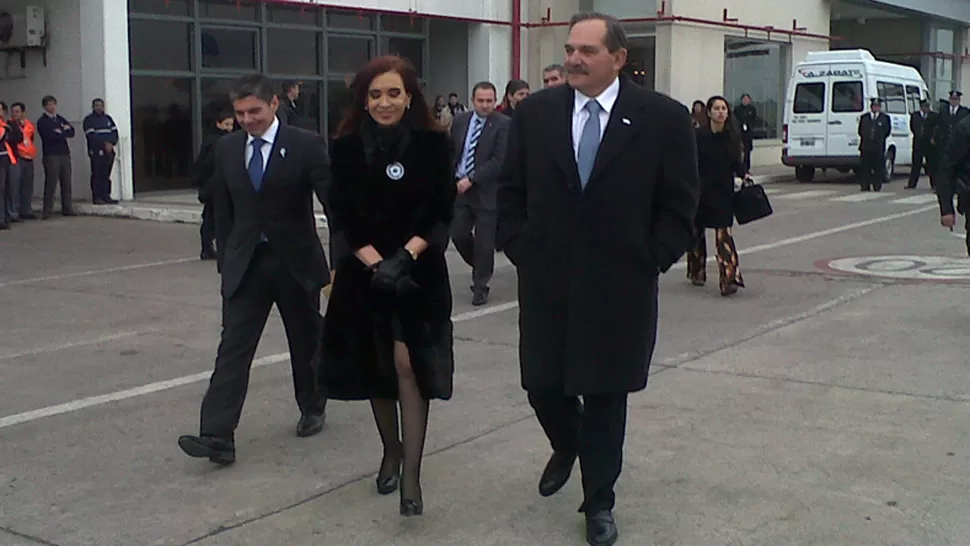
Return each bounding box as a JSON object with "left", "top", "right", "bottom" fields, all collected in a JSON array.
[
  {"left": 691, "top": 100, "right": 708, "bottom": 127},
  {"left": 706, "top": 95, "right": 743, "bottom": 161},
  {"left": 501, "top": 79, "right": 530, "bottom": 109},
  {"left": 336, "top": 55, "right": 437, "bottom": 137}
]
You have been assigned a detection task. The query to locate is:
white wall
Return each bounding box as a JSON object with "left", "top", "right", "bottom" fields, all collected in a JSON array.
[
  {"left": 428, "top": 19, "right": 470, "bottom": 100},
  {"left": 667, "top": 0, "right": 829, "bottom": 37},
  {"left": 301, "top": 0, "right": 513, "bottom": 23}
]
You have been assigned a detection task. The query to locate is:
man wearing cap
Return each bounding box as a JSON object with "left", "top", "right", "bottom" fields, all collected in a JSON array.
[
  {"left": 908, "top": 99, "right": 936, "bottom": 189},
  {"left": 932, "top": 91, "right": 969, "bottom": 173},
  {"left": 858, "top": 97, "right": 891, "bottom": 192}
]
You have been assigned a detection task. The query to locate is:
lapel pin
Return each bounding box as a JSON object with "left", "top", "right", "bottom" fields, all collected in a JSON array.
[
  {"left": 280, "top": 148, "right": 287, "bottom": 158},
  {"left": 621, "top": 118, "right": 632, "bottom": 126}
]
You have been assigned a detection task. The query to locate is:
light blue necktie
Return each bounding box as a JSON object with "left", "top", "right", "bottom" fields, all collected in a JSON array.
[
  {"left": 248, "top": 137, "right": 265, "bottom": 191},
  {"left": 577, "top": 100, "right": 602, "bottom": 189},
  {"left": 463, "top": 117, "right": 483, "bottom": 177}
]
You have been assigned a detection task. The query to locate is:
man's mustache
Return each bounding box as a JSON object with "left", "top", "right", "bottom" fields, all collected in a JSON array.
[{"left": 565, "top": 64, "right": 588, "bottom": 74}]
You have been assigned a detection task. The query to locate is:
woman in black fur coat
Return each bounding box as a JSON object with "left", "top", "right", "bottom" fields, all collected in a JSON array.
[{"left": 319, "top": 55, "right": 456, "bottom": 517}]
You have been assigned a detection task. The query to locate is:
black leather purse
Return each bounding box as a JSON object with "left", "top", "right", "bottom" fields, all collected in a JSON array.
[{"left": 733, "top": 179, "right": 773, "bottom": 225}]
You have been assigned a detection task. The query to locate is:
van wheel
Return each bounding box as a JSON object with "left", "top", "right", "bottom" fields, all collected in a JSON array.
[
  {"left": 884, "top": 150, "right": 895, "bottom": 182},
  {"left": 795, "top": 166, "right": 815, "bottom": 183}
]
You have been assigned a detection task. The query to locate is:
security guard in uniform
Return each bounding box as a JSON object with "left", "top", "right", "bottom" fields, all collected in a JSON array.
[
  {"left": 937, "top": 112, "right": 970, "bottom": 255},
  {"left": 932, "top": 91, "right": 970, "bottom": 177},
  {"left": 82, "top": 98, "right": 119, "bottom": 204},
  {"left": 858, "top": 97, "right": 892, "bottom": 192}
]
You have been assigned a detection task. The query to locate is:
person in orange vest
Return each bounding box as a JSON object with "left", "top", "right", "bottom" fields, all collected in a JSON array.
[
  {"left": 10, "top": 102, "right": 37, "bottom": 220},
  {"left": 0, "top": 101, "right": 21, "bottom": 228}
]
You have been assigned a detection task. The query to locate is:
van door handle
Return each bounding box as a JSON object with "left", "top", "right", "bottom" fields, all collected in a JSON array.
[{"left": 828, "top": 121, "right": 843, "bottom": 125}]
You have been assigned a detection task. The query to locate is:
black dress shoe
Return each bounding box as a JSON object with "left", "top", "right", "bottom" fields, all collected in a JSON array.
[
  {"left": 538, "top": 450, "right": 577, "bottom": 497},
  {"left": 21, "top": 213, "right": 37, "bottom": 220},
  {"left": 586, "top": 510, "right": 618, "bottom": 546},
  {"left": 296, "top": 412, "right": 324, "bottom": 437},
  {"left": 0, "top": 223, "right": 9, "bottom": 230},
  {"left": 177, "top": 435, "right": 235, "bottom": 466},
  {"left": 61, "top": 209, "right": 78, "bottom": 217}
]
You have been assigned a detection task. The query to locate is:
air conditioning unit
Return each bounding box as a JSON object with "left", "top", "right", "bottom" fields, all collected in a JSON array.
[{"left": 0, "top": 6, "right": 46, "bottom": 48}]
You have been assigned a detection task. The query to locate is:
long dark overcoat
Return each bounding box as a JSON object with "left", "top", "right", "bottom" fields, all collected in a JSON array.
[
  {"left": 319, "top": 126, "right": 457, "bottom": 401},
  {"left": 496, "top": 76, "right": 700, "bottom": 396},
  {"left": 694, "top": 127, "right": 746, "bottom": 229}
]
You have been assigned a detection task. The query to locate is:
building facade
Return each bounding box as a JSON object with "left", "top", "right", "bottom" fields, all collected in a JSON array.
[{"left": 0, "top": 0, "right": 967, "bottom": 201}]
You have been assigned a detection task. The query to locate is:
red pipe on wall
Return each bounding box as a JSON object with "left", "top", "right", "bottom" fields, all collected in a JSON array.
[{"left": 511, "top": 0, "right": 521, "bottom": 80}]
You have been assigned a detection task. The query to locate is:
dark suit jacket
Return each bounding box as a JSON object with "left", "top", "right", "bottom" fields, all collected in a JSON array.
[
  {"left": 934, "top": 105, "right": 970, "bottom": 148},
  {"left": 450, "top": 110, "right": 510, "bottom": 210},
  {"left": 497, "top": 75, "right": 700, "bottom": 396},
  {"left": 910, "top": 111, "right": 935, "bottom": 150},
  {"left": 858, "top": 113, "right": 891, "bottom": 152},
  {"left": 211, "top": 121, "right": 331, "bottom": 299}
]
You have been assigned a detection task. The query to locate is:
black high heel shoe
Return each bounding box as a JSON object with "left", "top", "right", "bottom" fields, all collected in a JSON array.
[
  {"left": 399, "top": 484, "right": 423, "bottom": 517},
  {"left": 376, "top": 457, "right": 401, "bottom": 495}
]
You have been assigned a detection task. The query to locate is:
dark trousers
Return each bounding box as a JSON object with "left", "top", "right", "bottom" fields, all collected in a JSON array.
[
  {"left": 450, "top": 198, "right": 496, "bottom": 291},
  {"left": 200, "top": 200, "right": 215, "bottom": 251},
  {"left": 0, "top": 163, "right": 7, "bottom": 225},
  {"left": 42, "top": 154, "right": 73, "bottom": 213},
  {"left": 89, "top": 151, "right": 115, "bottom": 201},
  {"left": 860, "top": 149, "right": 885, "bottom": 189},
  {"left": 909, "top": 147, "right": 934, "bottom": 188},
  {"left": 199, "top": 244, "right": 326, "bottom": 440},
  {"left": 528, "top": 390, "right": 629, "bottom": 513},
  {"left": 2, "top": 162, "right": 15, "bottom": 221},
  {"left": 17, "top": 159, "right": 34, "bottom": 216},
  {"left": 742, "top": 136, "right": 753, "bottom": 173}
]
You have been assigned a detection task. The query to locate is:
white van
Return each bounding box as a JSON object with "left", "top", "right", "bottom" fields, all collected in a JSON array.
[{"left": 782, "top": 49, "right": 929, "bottom": 183}]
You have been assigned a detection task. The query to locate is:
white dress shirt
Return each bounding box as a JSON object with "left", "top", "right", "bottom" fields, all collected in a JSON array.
[
  {"left": 245, "top": 116, "right": 280, "bottom": 169},
  {"left": 571, "top": 77, "right": 620, "bottom": 160}
]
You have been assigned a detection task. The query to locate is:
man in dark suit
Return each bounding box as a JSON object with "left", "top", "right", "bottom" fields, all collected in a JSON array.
[
  {"left": 932, "top": 91, "right": 970, "bottom": 180},
  {"left": 450, "top": 81, "right": 510, "bottom": 306},
  {"left": 497, "top": 12, "right": 699, "bottom": 546},
  {"left": 178, "top": 74, "right": 330, "bottom": 466},
  {"left": 858, "top": 98, "right": 891, "bottom": 192},
  {"left": 908, "top": 99, "right": 936, "bottom": 189}
]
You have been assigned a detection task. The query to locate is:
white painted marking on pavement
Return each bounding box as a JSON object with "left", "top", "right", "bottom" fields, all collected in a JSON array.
[
  {"left": 0, "top": 257, "right": 197, "bottom": 289},
  {"left": 891, "top": 194, "right": 939, "bottom": 205},
  {"left": 762, "top": 188, "right": 785, "bottom": 195},
  {"left": 830, "top": 192, "right": 895, "bottom": 203},
  {"left": 0, "top": 302, "right": 518, "bottom": 430},
  {"left": 0, "top": 329, "right": 157, "bottom": 361},
  {"left": 773, "top": 190, "right": 838, "bottom": 200},
  {"left": 0, "top": 204, "right": 940, "bottom": 430}
]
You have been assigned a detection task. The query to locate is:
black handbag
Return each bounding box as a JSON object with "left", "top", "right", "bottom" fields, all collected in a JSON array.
[{"left": 733, "top": 181, "right": 773, "bottom": 225}]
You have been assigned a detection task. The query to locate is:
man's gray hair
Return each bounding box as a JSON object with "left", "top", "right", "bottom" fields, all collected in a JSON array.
[
  {"left": 543, "top": 63, "right": 565, "bottom": 74},
  {"left": 568, "top": 12, "right": 628, "bottom": 53}
]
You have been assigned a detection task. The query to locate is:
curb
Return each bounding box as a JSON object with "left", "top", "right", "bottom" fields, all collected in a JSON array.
[{"left": 68, "top": 172, "right": 794, "bottom": 225}]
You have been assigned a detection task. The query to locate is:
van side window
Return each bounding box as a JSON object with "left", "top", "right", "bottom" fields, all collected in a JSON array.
[
  {"left": 877, "top": 81, "right": 907, "bottom": 114},
  {"left": 905, "top": 85, "right": 922, "bottom": 112},
  {"left": 794, "top": 83, "right": 825, "bottom": 114},
  {"left": 832, "top": 82, "right": 863, "bottom": 113}
]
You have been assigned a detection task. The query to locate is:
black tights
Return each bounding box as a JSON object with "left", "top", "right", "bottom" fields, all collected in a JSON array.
[{"left": 371, "top": 340, "right": 429, "bottom": 504}]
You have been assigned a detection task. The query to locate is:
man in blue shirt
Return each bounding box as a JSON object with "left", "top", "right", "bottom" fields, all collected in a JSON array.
[
  {"left": 83, "top": 98, "right": 119, "bottom": 204},
  {"left": 35, "top": 95, "right": 76, "bottom": 218}
]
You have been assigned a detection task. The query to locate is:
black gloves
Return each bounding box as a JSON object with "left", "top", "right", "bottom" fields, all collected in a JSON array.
[{"left": 370, "top": 248, "right": 420, "bottom": 296}]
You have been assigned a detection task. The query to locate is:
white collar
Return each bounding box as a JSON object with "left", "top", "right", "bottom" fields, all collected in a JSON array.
[
  {"left": 573, "top": 77, "right": 620, "bottom": 115},
  {"left": 247, "top": 116, "right": 280, "bottom": 146}
]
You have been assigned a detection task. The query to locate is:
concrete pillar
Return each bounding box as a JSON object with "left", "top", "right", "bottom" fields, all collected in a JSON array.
[
  {"left": 79, "top": 0, "right": 133, "bottom": 201},
  {"left": 468, "top": 24, "right": 512, "bottom": 91}
]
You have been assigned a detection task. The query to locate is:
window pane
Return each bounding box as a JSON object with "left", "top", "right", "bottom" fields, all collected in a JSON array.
[
  {"left": 328, "top": 36, "right": 371, "bottom": 73},
  {"left": 906, "top": 85, "right": 922, "bottom": 112},
  {"left": 326, "top": 78, "right": 354, "bottom": 139},
  {"left": 201, "top": 28, "right": 257, "bottom": 70},
  {"left": 327, "top": 9, "right": 373, "bottom": 30},
  {"left": 129, "top": 0, "right": 190, "bottom": 16},
  {"left": 283, "top": 81, "right": 322, "bottom": 133},
  {"left": 877, "top": 81, "right": 907, "bottom": 114},
  {"left": 381, "top": 14, "right": 423, "bottom": 33},
  {"left": 794, "top": 83, "right": 825, "bottom": 114},
  {"left": 723, "top": 37, "right": 786, "bottom": 139},
  {"left": 201, "top": 78, "right": 237, "bottom": 128},
  {"left": 267, "top": 29, "right": 320, "bottom": 75},
  {"left": 130, "top": 76, "right": 195, "bottom": 192},
  {"left": 200, "top": 0, "right": 258, "bottom": 21},
  {"left": 832, "top": 82, "right": 863, "bottom": 113},
  {"left": 267, "top": 3, "right": 319, "bottom": 25},
  {"left": 129, "top": 20, "right": 192, "bottom": 72},
  {"left": 382, "top": 37, "right": 423, "bottom": 77}
]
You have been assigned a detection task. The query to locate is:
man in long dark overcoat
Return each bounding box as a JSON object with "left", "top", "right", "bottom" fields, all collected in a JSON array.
[{"left": 496, "top": 12, "right": 700, "bottom": 546}]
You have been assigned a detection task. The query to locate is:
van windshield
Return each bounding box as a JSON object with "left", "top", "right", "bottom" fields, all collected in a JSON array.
[
  {"left": 794, "top": 83, "right": 824, "bottom": 114},
  {"left": 833, "top": 81, "right": 863, "bottom": 113}
]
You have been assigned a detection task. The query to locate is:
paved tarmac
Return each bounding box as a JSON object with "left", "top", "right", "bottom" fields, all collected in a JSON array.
[{"left": 1, "top": 173, "right": 969, "bottom": 546}]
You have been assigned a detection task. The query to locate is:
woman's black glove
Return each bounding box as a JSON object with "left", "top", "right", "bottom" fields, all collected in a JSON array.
[{"left": 370, "top": 248, "right": 420, "bottom": 296}]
